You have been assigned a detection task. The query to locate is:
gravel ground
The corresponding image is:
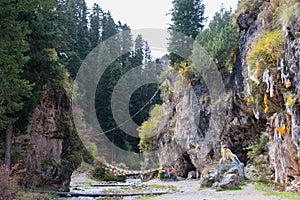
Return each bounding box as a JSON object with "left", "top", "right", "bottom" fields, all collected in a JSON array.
[
  {"left": 70, "top": 172, "right": 290, "bottom": 200},
  {"left": 143, "top": 179, "right": 289, "bottom": 200}
]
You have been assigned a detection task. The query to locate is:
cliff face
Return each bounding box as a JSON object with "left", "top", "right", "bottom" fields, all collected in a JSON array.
[
  {"left": 268, "top": 16, "right": 300, "bottom": 192},
  {"left": 155, "top": 0, "right": 300, "bottom": 191},
  {"left": 14, "top": 86, "right": 82, "bottom": 191}
]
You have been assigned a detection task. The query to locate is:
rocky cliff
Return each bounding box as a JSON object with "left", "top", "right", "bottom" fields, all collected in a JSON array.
[
  {"left": 12, "top": 86, "right": 82, "bottom": 191},
  {"left": 154, "top": 0, "right": 300, "bottom": 191}
]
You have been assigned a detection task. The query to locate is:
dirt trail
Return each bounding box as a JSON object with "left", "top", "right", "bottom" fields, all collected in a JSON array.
[{"left": 144, "top": 180, "right": 288, "bottom": 200}]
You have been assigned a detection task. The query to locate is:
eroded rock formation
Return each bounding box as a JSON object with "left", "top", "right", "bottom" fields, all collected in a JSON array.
[
  {"left": 154, "top": 0, "right": 300, "bottom": 191},
  {"left": 14, "top": 87, "right": 82, "bottom": 191}
]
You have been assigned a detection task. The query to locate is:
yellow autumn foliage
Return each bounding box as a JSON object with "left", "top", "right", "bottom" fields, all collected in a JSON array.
[
  {"left": 138, "top": 105, "right": 165, "bottom": 152},
  {"left": 247, "top": 29, "right": 285, "bottom": 70}
]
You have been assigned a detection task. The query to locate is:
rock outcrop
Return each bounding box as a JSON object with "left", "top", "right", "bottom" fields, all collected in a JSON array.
[
  {"left": 199, "top": 164, "right": 244, "bottom": 189},
  {"left": 13, "top": 87, "right": 82, "bottom": 191},
  {"left": 268, "top": 15, "right": 300, "bottom": 192},
  {"left": 154, "top": 0, "right": 300, "bottom": 191}
]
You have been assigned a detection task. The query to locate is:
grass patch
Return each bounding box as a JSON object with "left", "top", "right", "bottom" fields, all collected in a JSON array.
[
  {"left": 72, "top": 181, "right": 93, "bottom": 187},
  {"left": 198, "top": 186, "right": 209, "bottom": 191},
  {"left": 216, "top": 186, "right": 243, "bottom": 191},
  {"left": 265, "top": 191, "right": 300, "bottom": 200},
  {"left": 147, "top": 184, "right": 177, "bottom": 192},
  {"left": 254, "top": 182, "right": 272, "bottom": 191},
  {"left": 254, "top": 182, "right": 300, "bottom": 200},
  {"left": 104, "top": 187, "right": 118, "bottom": 193},
  {"left": 135, "top": 194, "right": 161, "bottom": 200}
]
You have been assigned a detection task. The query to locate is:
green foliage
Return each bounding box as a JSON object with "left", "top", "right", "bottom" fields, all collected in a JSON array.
[
  {"left": 0, "top": 0, "right": 161, "bottom": 180},
  {"left": 273, "top": 2, "right": 300, "bottom": 28},
  {"left": 196, "top": 7, "right": 240, "bottom": 70},
  {"left": 135, "top": 194, "right": 161, "bottom": 200},
  {"left": 254, "top": 181, "right": 272, "bottom": 191},
  {"left": 247, "top": 133, "right": 269, "bottom": 160},
  {"left": 138, "top": 105, "right": 165, "bottom": 152},
  {"left": 159, "top": 171, "right": 165, "bottom": 180},
  {"left": 215, "top": 186, "right": 243, "bottom": 191},
  {"left": 147, "top": 184, "right": 178, "bottom": 191},
  {"left": 26, "top": 6, "right": 67, "bottom": 87},
  {"left": 254, "top": 182, "right": 300, "bottom": 200},
  {"left": 247, "top": 134, "right": 271, "bottom": 184},
  {"left": 86, "top": 142, "right": 98, "bottom": 159},
  {"left": 245, "top": 29, "right": 284, "bottom": 103},
  {"left": 0, "top": 0, "right": 33, "bottom": 130},
  {"left": 55, "top": 112, "right": 72, "bottom": 139},
  {"left": 247, "top": 29, "right": 284, "bottom": 69},
  {"left": 168, "top": 0, "right": 206, "bottom": 65},
  {"left": 91, "top": 166, "right": 126, "bottom": 182},
  {"left": 41, "top": 159, "right": 61, "bottom": 170}
]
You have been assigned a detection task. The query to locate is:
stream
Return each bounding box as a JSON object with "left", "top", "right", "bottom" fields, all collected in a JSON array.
[{"left": 58, "top": 178, "right": 168, "bottom": 200}]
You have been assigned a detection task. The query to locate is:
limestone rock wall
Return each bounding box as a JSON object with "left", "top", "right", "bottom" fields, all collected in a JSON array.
[
  {"left": 18, "top": 87, "right": 82, "bottom": 192},
  {"left": 155, "top": 0, "right": 300, "bottom": 191},
  {"left": 267, "top": 17, "right": 300, "bottom": 192}
]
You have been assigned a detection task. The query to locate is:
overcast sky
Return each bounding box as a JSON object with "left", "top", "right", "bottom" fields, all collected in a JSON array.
[{"left": 85, "top": 0, "right": 239, "bottom": 58}]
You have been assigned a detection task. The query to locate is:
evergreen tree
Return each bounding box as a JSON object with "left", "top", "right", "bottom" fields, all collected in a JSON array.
[
  {"left": 101, "top": 12, "right": 118, "bottom": 41},
  {"left": 144, "top": 41, "right": 152, "bottom": 64},
  {"left": 168, "top": 0, "right": 206, "bottom": 66},
  {"left": 0, "top": 0, "right": 33, "bottom": 168},
  {"left": 119, "top": 23, "right": 133, "bottom": 69},
  {"left": 76, "top": 0, "right": 91, "bottom": 60},
  {"left": 132, "top": 34, "right": 144, "bottom": 67},
  {"left": 196, "top": 7, "right": 239, "bottom": 70},
  {"left": 24, "top": 0, "right": 66, "bottom": 87},
  {"left": 58, "top": 0, "right": 92, "bottom": 78},
  {"left": 89, "top": 3, "right": 104, "bottom": 48}
]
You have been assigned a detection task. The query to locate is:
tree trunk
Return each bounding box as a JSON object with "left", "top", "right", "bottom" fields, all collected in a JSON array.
[{"left": 4, "top": 123, "right": 13, "bottom": 169}]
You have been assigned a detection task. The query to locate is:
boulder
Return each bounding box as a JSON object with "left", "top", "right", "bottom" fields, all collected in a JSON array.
[
  {"left": 187, "top": 170, "right": 196, "bottom": 179},
  {"left": 244, "top": 164, "right": 259, "bottom": 180},
  {"left": 219, "top": 174, "right": 241, "bottom": 189},
  {"left": 217, "top": 164, "right": 244, "bottom": 181},
  {"left": 199, "top": 169, "right": 217, "bottom": 187}
]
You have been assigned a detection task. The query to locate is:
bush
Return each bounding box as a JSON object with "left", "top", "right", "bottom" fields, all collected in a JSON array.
[
  {"left": 138, "top": 105, "right": 164, "bottom": 152},
  {"left": 91, "top": 166, "right": 126, "bottom": 182},
  {"left": 273, "top": 2, "right": 300, "bottom": 28},
  {"left": 247, "top": 133, "right": 269, "bottom": 160},
  {"left": 0, "top": 160, "right": 27, "bottom": 200},
  {"left": 247, "top": 29, "right": 285, "bottom": 70},
  {"left": 245, "top": 29, "right": 284, "bottom": 104}
]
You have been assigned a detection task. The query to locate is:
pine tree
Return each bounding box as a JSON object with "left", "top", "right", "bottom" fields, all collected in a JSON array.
[
  {"left": 76, "top": 0, "right": 91, "bottom": 60},
  {"left": 132, "top": 34, "right": 144, "bottom": 67},
  {"left": 119, "top": 23, "right": 133, "bottom": 69},
  {"left": 58, "top": 0, "right": 92, "bottom": 78},
  {"left": 24, "top": 0, "right": 66, "bottom": 87},
  {"left": 168, "top": 0, "right": 207, "bottom": 66},
  {"left": 89, "top": 4, "right": 104, "bottom": 48},
  {"left": 144, "top": 41, "right": 152, "bottom": 64},
  {"left": 0, "top": 0, "right": 33, "bottom": 168},
  {"left": 196, "top": 7, "right": 239, "bottom": 70}
]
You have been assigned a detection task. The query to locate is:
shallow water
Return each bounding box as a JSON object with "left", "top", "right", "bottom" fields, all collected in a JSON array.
[{"left": 58, "top": 179, "right": 153, "bottom": 200}]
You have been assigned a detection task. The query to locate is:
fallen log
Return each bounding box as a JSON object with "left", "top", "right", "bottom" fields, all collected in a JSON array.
[{"left": 28, "top": 190, "right": 169, "bottom": 197}]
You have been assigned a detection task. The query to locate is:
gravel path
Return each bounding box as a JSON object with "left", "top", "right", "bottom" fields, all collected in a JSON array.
[
  {"left": 143, "top": 180, "right": 289, "bottom": 200},
  {"left": 70, "top": 172, "right": 289, "bottom": 200}
]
